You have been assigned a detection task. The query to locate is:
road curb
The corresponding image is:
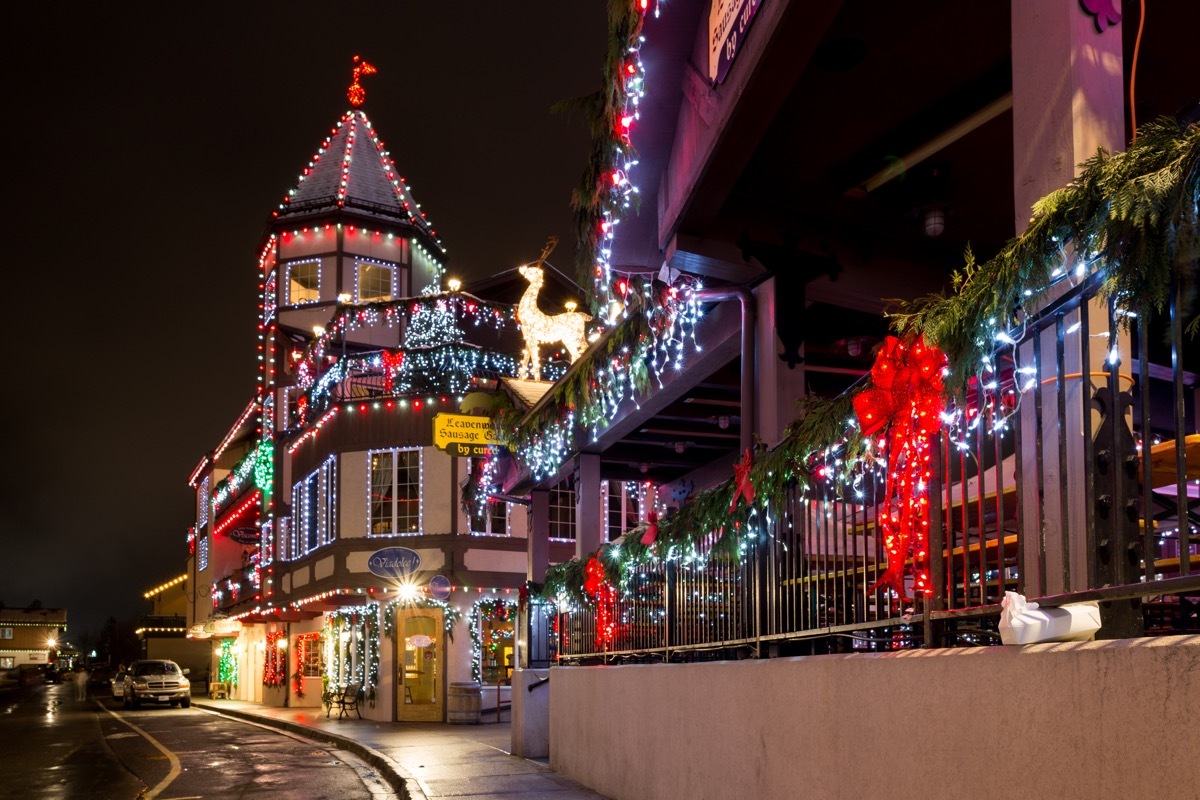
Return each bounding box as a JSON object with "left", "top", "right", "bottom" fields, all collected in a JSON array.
[{"left": 193, "top": 701, "right": 427, "bottom": 800}]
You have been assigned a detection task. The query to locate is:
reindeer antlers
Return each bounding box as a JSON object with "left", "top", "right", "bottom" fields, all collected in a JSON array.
[{"left": 535, "top": 236, "right": 558, "bottom": 268}]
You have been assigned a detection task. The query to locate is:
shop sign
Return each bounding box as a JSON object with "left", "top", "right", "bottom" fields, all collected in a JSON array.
[
  {"left": 226, "top": 526, "right": 260, "bottom": 545},
  {"left": 709, "top": 0, "right": 763, "bottom": 84},
  {"left": 368, "top": 546, "right": 422, "bottom": 579},
  {"left": 432, "top": 413, "right": 501, "bottom": 457},
  {"left": 428, "top": 574, "right": 452, "bottom": 600}
]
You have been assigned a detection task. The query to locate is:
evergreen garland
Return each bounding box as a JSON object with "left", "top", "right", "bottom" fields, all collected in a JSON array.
[{"left": 535, "top": 118, "right": 1198, "bottom": 602}]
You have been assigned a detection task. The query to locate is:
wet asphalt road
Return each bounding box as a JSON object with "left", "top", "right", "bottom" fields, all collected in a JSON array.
[{"left": 0, "top": 683, "right": 392, "bottom": 799}]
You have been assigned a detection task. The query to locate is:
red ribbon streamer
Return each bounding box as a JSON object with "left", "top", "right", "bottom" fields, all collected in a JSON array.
[{"left": 852, "top": 335, "right": 946, "bottom": 601}]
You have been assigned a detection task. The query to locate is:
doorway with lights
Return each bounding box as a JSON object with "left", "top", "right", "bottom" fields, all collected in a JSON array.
[{"left": 395, "top": 606, "right": 444, "bottom": 722}]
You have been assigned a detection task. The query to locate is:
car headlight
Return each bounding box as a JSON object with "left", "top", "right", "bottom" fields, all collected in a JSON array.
[{"left": 180, "top": 677, "right": 190, "bottom": 688}]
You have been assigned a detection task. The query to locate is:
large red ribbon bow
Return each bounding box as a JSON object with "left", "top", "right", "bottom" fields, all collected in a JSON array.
[{"left": 851, "top": 335, "right": 946, "bottom": 601}]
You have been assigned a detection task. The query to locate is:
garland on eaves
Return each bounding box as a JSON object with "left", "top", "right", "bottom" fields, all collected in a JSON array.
[{"left": 537, "top": 117, "right": 1199, "bottom": 603}]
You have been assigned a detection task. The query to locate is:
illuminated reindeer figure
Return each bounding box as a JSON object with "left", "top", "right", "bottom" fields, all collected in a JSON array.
[{"left": 516, "top": 237, "right": 591, "bottom": 381}]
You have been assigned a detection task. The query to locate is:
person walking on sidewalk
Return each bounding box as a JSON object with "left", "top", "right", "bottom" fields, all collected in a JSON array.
[{"left": 74, "top": 666, "right": 89, "bottom": 701}]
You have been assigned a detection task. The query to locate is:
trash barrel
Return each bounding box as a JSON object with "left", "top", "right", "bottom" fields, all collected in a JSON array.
[{"left": 448, "top": 681, "right": 481, "bottom": 724}]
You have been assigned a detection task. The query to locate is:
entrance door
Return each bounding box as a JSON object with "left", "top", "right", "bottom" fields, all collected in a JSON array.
[{"left": 396, "top": 607, "right": 444, "bottom": 722}]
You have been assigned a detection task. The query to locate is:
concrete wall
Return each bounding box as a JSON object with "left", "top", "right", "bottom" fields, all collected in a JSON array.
[{"left": 549, "top": 637, "right": 1200, "bottom": 800}]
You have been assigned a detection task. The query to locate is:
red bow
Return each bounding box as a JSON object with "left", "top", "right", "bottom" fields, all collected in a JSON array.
[
  {"left": 729, "top": 449, "right": 755, "bottom": 514},
  {"left": 852, "top": 335, "right": 946, "bottom": 601},
  {"left": 381, "top": 350, "right": 405, "bottom": 392},
  {"left": 583, "top": 554, "right": 616, "bottom": 647},
  {"left": 640, "top": 511, "right": 659, "bottom": 546}
]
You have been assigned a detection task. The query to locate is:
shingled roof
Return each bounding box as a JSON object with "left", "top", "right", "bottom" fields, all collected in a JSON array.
[{"left": 275, "top": 109, "right": 438, "bottom": 243}]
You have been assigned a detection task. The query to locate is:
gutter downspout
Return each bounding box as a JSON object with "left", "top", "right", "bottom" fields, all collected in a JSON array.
[{"left": 694, "top": 286, "right": 756, "bottom": 454}]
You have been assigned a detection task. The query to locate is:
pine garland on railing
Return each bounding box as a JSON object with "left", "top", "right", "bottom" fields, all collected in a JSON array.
[{"left": 535, "top": 118, "right": 1199, "bottom": 602}]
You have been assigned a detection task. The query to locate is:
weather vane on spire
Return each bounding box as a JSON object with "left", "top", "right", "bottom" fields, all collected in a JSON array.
[{"left": 347, "top": 55, "right": 377, "bottom": 107}]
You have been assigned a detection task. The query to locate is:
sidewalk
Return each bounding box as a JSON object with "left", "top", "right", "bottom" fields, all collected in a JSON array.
[{"left": 192, "top": 698, "right": 607, "bottom": 799}]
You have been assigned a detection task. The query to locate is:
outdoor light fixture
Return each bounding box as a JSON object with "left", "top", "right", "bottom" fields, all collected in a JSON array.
[
  {"left": 338, "top": 293, "right": 352, "bottom": 303},
  {"left": 313, "top": 325, "right": 326, "bottom": 337},
  {"left": 565, "top": 301, "right": 578, "bottom": 312},
  {"left": 718, "top": 415, "right": 730, "bottom": 430},
  {"left": 447, "top": 278, "right": 462, "bottom": 292},
  {"left": 276, "top": 638, "right": 287, "bottom": 650},
  {"left": 923, "top": 206, "right": 946, "bottom": 237}
]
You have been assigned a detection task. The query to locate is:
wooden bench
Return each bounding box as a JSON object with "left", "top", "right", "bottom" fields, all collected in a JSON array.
[
  {"left": 328, "top": 682, "right": 363, "bottom": 719},
  {"left": 208, "top": 681, "right": 229, "bottom": 700}
]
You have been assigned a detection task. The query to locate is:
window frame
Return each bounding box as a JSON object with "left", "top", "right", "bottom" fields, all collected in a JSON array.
[
  {"left": 367, "top": 447, "right": 423, "bottom": 536},
  {"left": 289, "top": 456, "right": 338, "bottom": 558},
  {"left": 355, "top": 258, "right": 397, "bottom": 303},
  {"left": 547, "top": 485, "right": 576, "bottom": 540},
  {"left": 285, "top": 259, "right": 321, "bottom": 305}
]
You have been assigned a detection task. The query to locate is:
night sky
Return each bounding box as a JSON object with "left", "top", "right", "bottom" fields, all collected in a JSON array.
[{"left": 0, "top": 3, "right": 607, "bottom": 643}]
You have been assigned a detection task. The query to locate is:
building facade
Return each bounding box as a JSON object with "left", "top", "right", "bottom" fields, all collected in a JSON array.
[{"left": 184, "top": 99, "right": 582, "bottom": 720}]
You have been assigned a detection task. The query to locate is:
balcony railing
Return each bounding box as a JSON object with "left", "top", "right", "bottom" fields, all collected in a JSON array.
[{"left": 548, "top": 268, "right": 1200, "bottom": 663}]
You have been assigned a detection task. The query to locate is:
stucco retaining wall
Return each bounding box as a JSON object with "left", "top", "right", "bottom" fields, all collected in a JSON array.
[{"left": 549, "top": 636, "right": 1200, "bottom": 799}]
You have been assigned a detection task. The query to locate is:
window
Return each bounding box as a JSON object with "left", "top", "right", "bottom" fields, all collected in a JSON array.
[
  {"left": 368, "top": 448, "right": 422, "bottom": 535},
  {"left": 264, "top": 270, "right": 277, "bottom": 320},
  {"left": 287, "top": 260, "right": 321, "bottom": 304},
  {"left": 0, "top": 657, "right": 13, "bottom": 669},
  {"left": 291, "top": 457, "right": 337, "bottom": 557},
  {"left": 548, "top": 485, "right": 576, "bottom": 540},
  {"left": 198, "top": 476, "right": 210, "bottom": 530},
  {"left": 0, "top": 628, "right": 11, "bottom": 640},
  {"left": 604, "top": 481, "right": 643, "bottom": 541},
  {"left": 300, "top": 636, "right": 323, "bottom": 677},
  {"left": 356, "top": 260, "right": 395, "bottom": 302},
  {"left": 472, "top": 501, "right": 509, "bottom": 535}
]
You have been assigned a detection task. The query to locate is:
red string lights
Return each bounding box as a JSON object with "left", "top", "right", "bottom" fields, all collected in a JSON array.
[
  {"left": 347, "top": 55, "right": 377, "bottom": 107},
  {"left": 583, "top": 554, "right": 617, "bottom": 647},
  {"left": 852, "top": 335, "right": 946, "bottom": 601}
]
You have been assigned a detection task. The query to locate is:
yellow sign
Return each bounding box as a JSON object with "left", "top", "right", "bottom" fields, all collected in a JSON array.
[{"left": 432, "top": 413, "right": 501, "bottom": 457}]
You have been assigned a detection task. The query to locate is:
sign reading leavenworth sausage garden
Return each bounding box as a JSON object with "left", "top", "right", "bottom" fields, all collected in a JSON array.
[{"left": 432, "top": 412, "right": 502, "bottom": 457}]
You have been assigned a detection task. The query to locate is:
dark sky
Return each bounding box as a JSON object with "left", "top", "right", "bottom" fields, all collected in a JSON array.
[{"left": 0, "top": 3, "right": 607, "bottom": 643}]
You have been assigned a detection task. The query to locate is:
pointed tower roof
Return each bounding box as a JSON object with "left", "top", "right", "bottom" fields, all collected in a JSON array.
[{"left": 275, "top": 109, "right": 441, "bottom": 247}]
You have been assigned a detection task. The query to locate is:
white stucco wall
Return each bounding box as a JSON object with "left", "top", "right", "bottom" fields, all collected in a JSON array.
[{"left": 549, "top": 637, "right": 1200, "bottom": 800}]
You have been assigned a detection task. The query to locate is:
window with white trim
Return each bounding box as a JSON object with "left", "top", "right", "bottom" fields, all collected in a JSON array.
[
  {"left": 301, "top": 637, "right": 323, "bottom": 677},
  {"left": 356, "top": 259, "right": 395, "bottom": 303},
  {"left": 0, "top": 657, "right": 13, "bottom": 668},
  {"left": 198, "top": 476, "right": 210, "bottom": 530},
  {"left": 368, "top": 448, "right": 422, "bottom": 535},
  {"left": 286, "top": 260, "right": 321, "bottom": 304},
  {"left": 548, "top": 485, "right": 576, "bottom": 540},
  {"left": 0, "top": 628, "right": 11, "bottom": 640},
  {"left": 291, "top": 456, "right": 337, "bottom": 556},
  {"left": 472, "top": 500, "right": 509, "bottom": 535},
  {"left": 603, "top": 481, "right": 643, "bottom": 541}
]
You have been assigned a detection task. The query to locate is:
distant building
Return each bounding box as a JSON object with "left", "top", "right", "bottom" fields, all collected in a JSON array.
[
  {"left": 138, "top": 575, "right": 209, "bottom": 681},
  {"left": 0, "top": 607, "right": 66, "bottom": 670}
]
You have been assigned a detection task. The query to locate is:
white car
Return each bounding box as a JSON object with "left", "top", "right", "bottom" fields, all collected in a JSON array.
[
  {"left": 123, "top": 660, "right": 191, "bottom": 709},
  {"left": 111, "top": 670, "right": 127, "bottom": 702}
]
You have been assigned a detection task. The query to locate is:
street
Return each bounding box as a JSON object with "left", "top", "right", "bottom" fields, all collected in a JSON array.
[{"left": 0, "top": 683, "right": 393, "bottom": 799}]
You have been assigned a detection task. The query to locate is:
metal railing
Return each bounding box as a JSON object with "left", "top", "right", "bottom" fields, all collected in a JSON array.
[{"left": 547, "top": 270, "right": 1200, "bottom": 663}]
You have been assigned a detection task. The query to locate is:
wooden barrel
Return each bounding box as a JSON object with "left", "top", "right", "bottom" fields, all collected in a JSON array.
[{"left": 447, "top": 681, "right": 481, "bottom": 724}]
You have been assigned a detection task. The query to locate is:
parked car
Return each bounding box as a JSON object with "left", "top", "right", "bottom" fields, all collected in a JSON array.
[
  {"left": 43, "top": 666, "right": 62, "bottom": 684},
  {"left": 111, "top": 670, "right": 127, "bottom": 702},
  {"left": 123, "top": 660, "right": 191, "bottom": 709}
]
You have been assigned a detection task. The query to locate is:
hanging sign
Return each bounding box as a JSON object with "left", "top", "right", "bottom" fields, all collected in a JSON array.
[
  {"left": 367, "top": 546, "right": 422, "bottom": 579},
  {"left": 428, "top": 574, "right": 452, "bottom": 600},
  {"left": 709, "top": 0, "right": 764, "bottom": 84},
  {"left": 408, "top": 634, "right": 433, "bottom": 648},
  {"left": 226, "top": 526, "right": 260, "bottom": 545},
  {"left": 432, "top": 413, "right": 502, "bottom": 457}
]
